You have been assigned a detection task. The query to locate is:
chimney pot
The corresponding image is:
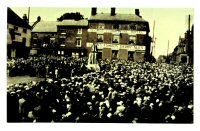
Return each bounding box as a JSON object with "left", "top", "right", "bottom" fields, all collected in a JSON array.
[
  {"left": 91, "top": 8, "right": 97, "bottom": 16},
  {"left": 135, "top": 9, "right": 140, "bottom": 16},
  {"left": 111, "top": 8, "right": 116, "bottom": 16}
]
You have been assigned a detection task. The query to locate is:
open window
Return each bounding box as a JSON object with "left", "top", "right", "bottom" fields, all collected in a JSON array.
[
  {"left": 112, "top": 35, "right": 119, "bottom": 43},
  {"left": 129, "top": 36, "right": 136, "bottom": 44},
  {"left": 97, "top": 34, "right": 104, "bottom": 42},
  {"left": 76, "top": 37, "right": 82, "bottom": 47}
]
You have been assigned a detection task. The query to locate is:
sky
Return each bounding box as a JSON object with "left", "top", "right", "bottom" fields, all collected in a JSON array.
[{"left": 10, "top": 7, "right": 194, "bottom": 59}]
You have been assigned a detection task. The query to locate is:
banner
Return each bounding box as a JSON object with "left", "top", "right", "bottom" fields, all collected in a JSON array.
[{"left": 87, "top": 43, "right": 145, "bottom": 51}]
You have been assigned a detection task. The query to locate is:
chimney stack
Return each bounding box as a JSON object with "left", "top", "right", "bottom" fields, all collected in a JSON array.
[
  {"left": 111, "top": 8, "right": 116, "bottom": 16},
  {"left": 22, "top": 14, "right": 28, "bottom": 23},
  {"left": 135, "top": 9, "right": 140, "bottom": 16},
  {"left": 91, "top": 8, "right": 97, "bottom": 16}
]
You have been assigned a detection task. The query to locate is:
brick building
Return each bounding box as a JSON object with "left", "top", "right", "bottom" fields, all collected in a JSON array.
[
  {"left": 87, "top": 8, "right": 151, "bottom": 61},
  {"left": 57, "top": 20, "right": 88, "bottom": 58},
  {"left": 31, "top": 19, "right": 88, "bottom": 58},
  {"left": 7, "top": 8, "right": 31, "bottom": 58}
]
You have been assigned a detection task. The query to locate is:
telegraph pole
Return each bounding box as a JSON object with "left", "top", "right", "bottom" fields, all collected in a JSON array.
[
  {"left": 188, "top": 14, "right": 190, "bottom": 32},
  {"left": 166, "top": 40, "right": 170, "bottom": 63},
  {"left": 153, "top": 20, "right": 156, "bottom": 58},
  {"left": 28, "top": 7, "right": 30, "bottom": 24},
  {"left": 151, "top": 20, "right": 155, "bottom": 61},
  {"left": 167, "top": 40, "right": 169, "bottom": 57}
]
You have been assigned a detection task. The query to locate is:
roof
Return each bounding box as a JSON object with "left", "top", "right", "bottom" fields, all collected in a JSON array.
[
  {"left": 32, "top": 19, "right": 88, "bottom": 32},
  {"left": 31, "top": 21, "right": 58, "bottom": 32},
  {"left": 89, "top": 13, "right": 148, "bottom": 22},
  {"left": 57, "top": 19, "right": 88, "bottom": 26},
  {"left": 7, "top": 8, "right": 31, "bottom": 29}
]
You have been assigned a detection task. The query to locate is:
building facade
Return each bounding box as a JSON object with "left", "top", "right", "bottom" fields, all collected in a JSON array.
[
  {"left": 7, "top": 8, "right": 31, "bottom": 58},
  {"left": 171, "top": 24, "right": 193, "bottom": 64},
  {"left": 57, "top": 20, "right": 88, "bottom": 58},
  {"left": 31, "top": 20, "right": 88, "bottom": 58},
  {"left": 30, "top": 8, "right": 151, "bottom": 61},
  {"left": 31, "top": 21, "right": 58, "bottom": 55},
  {"left": 87, "top": 8, "right": 151, "bottom": 61}
]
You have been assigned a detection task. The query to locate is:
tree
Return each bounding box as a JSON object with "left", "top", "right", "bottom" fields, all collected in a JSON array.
[
  {"left": 31, "top": 16, "right": 41, "bottom": 30},
  {"left": 57, "top": 12, "right": 84, "bottom": 21}
]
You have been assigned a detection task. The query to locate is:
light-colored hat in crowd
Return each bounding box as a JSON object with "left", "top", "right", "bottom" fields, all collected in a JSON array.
[
  {"left": 87, "top": 102, "right": 92, "bottom": 106},
  {"left": 52, "top": 109, "right": 56, "bottom": 113},
  {"left": 107, "top": 113, "right": 112, "bottom": 118},
  {"left": 117, "top": 101, "right": 123, "bottom": 106},
  {"left": 47, "top": 79, "right": 53, "bottom": 83}
]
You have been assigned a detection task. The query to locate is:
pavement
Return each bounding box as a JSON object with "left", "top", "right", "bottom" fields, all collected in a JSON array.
[{"left": 7, "top": 76, "right": 45, "bottom": 85}]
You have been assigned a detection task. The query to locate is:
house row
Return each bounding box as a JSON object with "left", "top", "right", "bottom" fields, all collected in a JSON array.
[
  {"left": 7, "top": 8, "right": 152, "bottom": 61},
  {"left": 170, "top": 25, "right": 193, "bottom": 64},
  {"left": 7, "top": 7, "right": 31, "bottom": 58}
]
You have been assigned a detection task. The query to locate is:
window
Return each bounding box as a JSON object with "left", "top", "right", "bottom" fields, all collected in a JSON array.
[
  {"left": 60, "top": 34, "right": 66, "bottom": 38},
  {"left": 137, "top": 23, "right": 147, "bottom": 31},
  {"left": 98, "top": 23, "right": 105, "bottom": 30},
  {"left": 112, "top": 35, "right": 119, "bottom": 43},
  {"left": 97, "top": 34, "right": 104, "bottom": 42},
  {"left": 14, "top": 26, "right": 18, "bottom": 31},
  {"left": 50, "top": 38, "right": 55, "bottom": 44},
  {"left": 113, "top": 24, "right": 120, "bottom": 30},
  {"left": 72, "top": 52, "right": 79, "bottom": 58},
  {"left": 128, "top": 52, "right": 134, "bottom": 60},
  {"left": 112, "top": 50, "right": 118, "bottom": 59},
  {"left": 184, "top": 46, "right": 186, "bottom": 53},
  {"left": 23, "top": 28, "right": 27, "bottom": 33},
  {"left": 76, "top": 37, "right": 82, "bottom": 47},
  {"left": 59, "top": 38, "right": 66, "bottom": 46},
  {"left": 61, "top": 51, "right": 64, "bottom": 55},
  {"left": 130, "top": 23, "right": 136, "bottom": 30},
  {"left": 77, "top": 28, "right": 82, "bottom": 34},
  {"left": 58, "top": 51, "right": 61, "bottom": 55},
  {"left": 129, "top": 36, "right": 136, "bottom": 44},
  {"left": 123, "top": 24, "right": 129, "bottom": 30},
  {"left": 22, "top": 38, "right": 26, "bottom": 44}
]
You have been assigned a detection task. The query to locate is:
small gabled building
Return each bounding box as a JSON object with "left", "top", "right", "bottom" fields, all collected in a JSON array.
[
  {"left": 7, "top": 7, "right": 31, "bottom": 58},
  {"left": 31, "top": 21, "right": 58, "bottom": 55}
]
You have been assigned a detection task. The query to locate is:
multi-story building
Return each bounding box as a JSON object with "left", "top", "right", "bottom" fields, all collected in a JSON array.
[
  {"left": 31, "top": 19, "right": 88, "bottom": 58},
  {"left": 176, "top": 36, "right": 188, "bottom": 63},
  {"left": 57, "top": 20, "right": 88, "bottom": 58},
  {"left": 30, "top": 8, "right": 151, "bottom": 61},
  {"left": 171, "top": 24, "right": 193, "bottom": 64},
  {"left": 7, "top": 7, "right": 31, "bottom": 58},
  {"left": 87, "top": 8, "right": 151, "bottom": 61}
]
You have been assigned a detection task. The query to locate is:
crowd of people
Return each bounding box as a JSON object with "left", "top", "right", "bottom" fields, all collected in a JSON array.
[
  {"left": 7, "top": 56, "right": 90, "bottom": 78},
  {"left": 7, "top": 57, "right": 193, "bottom": 123}
]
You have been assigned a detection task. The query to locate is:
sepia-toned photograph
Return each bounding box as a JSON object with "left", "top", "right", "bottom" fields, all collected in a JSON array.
[{"left": 6, "top": 6, "right": 194, "bottom": 123}]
